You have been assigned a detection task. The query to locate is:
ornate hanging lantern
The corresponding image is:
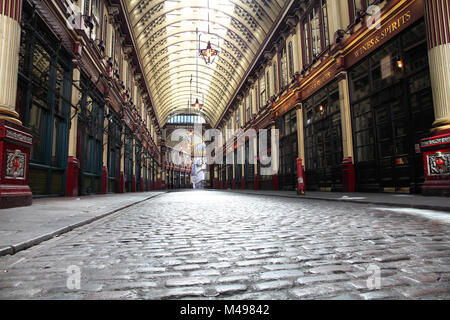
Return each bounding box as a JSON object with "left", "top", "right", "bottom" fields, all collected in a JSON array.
[
  {"left": 200, "top": 41, "right": 218, "bottom": 65},
  {"left": 191, "top": 98, "right": 203, "bottom": 110}
]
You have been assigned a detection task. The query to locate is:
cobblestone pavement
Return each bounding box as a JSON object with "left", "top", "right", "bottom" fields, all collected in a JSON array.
[{"left": 0, "top": 191, "right": 449, "bottom": 300}]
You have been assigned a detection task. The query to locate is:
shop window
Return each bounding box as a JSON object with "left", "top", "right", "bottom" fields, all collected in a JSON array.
[
  {"left": 135, "top": 142, "right": 142, "bottom": 190},
  {"left": 107, "top": 111, "right": 122, "bottom": 192},
  {"left": 273, "top": 61, "right": 278, "bottom": 94},
  {"left": 288, "top": 41, "right": 294, "bottom": 79},
  {"left": 17, "top": 4, "right": 72, "bottom": 196},
  {"left": 303, "top": 81, "right": 342, "bottom": 189},
  {"left": 124, "top": 131, "right": 134, "bottom": 192},
  {"left": 259, "top": 73, "right": 266, "bottom": 108},
  {"left": 280, "top": 45, "right": 288, "bottom": 89},
  {"left": 246, "top": 93, "right": 252, "bottom": 122},
  {"left": 349, "top": 0, "right": 379, "bottom": 23},
  {"left": 282, "top": 110, "right": 297, "bottom": 136},
  {"left": 348, "top": 21, "right": 434, "bottom": 191},
  {"left": 302, "top": 0, "right": 330, "bottom": 66},
  {"left": 79, "top": 81, "right": 104, "bottom": 195}
]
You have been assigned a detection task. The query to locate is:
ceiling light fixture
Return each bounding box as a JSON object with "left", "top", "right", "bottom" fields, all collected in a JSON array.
[{"left": 198, "top": 0, "right": 219, "bottom": 65}]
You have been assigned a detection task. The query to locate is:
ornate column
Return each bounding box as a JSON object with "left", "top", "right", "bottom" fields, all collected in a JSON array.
[
  {"left": 100, "top": 109, "right": 109, "bottom": 194},
  {"left": 270, "top": 111, "right": 279, "bottom": 190},
  {"left": 0, "top": 0, "right": 33, "bottom": 208},
  {"left": 338, "top": 72, "right": 356, "bottom": 192},
  {"left": 253, "top": 133, "right": 258, "bottom": 191},
  {"left": 296, "top": 103, "right": 304, "bottom": 161},
  {"left": 421, "top": 0, "right": 450, "bottom": 196},
  {"left": 131, "top": 139, "right": 136, "bottom": 192},
  {"left": 140, "top": 154, "right": 144, "bottom": 192},
  {"left": 119, "top": 131, "right": 125, "bottom": 193},
  {"left": 66, "top": 66, "right": 81, "bottom": 196},
  {"left": 0, "top": 0, "right": 21, "bottom": 125},
  {"left": 295, "top": 96, "right": 306, "bottom": 194}
]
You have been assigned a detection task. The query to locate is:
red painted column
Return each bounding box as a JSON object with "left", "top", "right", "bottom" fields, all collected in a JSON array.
[
  {"left": 296, "top": 158, "right": 306, "bottom": 195},
  {"left": 0, "top": 1, "right": 33, "bottom": 209},
  {"left": 140, "top": 177, "right": 144, "bottom": 192},
  {"left": 241, "top": 176, "right": 245, "bottom": 189},
  {"left": 341, "top": 157, "right": 355, "bottom": 192},
  {"left": 0, "top": 121, "right": 33, "bottom": 208},
  {"left": 272, "top": 174, "right": 279, "bottom": 191},
  {"left": 421, "top": 0, "right": 450, "bottom": 196},
  {"left": 65, "top": 156, "right": 80, "bottom": 197}
]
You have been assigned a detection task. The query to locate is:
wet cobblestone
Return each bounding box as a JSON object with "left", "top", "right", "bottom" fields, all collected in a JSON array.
[{"left": 0, "top": 191, "right": 449, "bottom": 300}]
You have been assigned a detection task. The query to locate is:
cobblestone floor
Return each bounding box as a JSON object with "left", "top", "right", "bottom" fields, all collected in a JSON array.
[{"left": 0, "top": 191, "right": 449, "bottom": 300}]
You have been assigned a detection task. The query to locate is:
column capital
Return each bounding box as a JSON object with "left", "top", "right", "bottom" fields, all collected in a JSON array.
[
  {"left": 0, "top": 0, "right": 23, "bottom": 21},
  {"left": 424, "top": 0, "right": 450, "bottom": 50}
]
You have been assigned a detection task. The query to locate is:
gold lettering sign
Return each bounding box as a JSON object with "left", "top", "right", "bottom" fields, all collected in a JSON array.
[
  {"left": 302, "top": 66, "right": 335, "bottom": 100},
  {"left": 354, "top": 11, "right": 412, "bottom": 58}
]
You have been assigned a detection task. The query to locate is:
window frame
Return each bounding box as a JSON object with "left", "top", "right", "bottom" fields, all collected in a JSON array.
[
  {"left": 348, "top": 0, "right": 378, "bottom": 24},
  {"left": 301, "top": 0, "right": 331, "bottom": 67}
]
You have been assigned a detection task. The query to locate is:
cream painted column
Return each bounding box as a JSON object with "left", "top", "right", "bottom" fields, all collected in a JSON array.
[
  {"left": 424, "top": 0, "right": 450, "bottom": 132},
  {"left": 253, "top": 132, "right": 258, "bottom": 179},
  {"left": 102, "top": 115, "right": 108, "bottom": 166},
  {"left": 271, "top": 124, "right": 279, "bottom": 171},
  {"left": 65, "top": 65, "right": 81, "bottom": 196},
  {"left": 0, "top": 0, "right": 22, "bottom": 124},
  {"left": 141, "top": 154, "right": 144, "bottom": 191},
  {"left": 338, "top": 73, "right": 354, "bottom": 161},
  {"left": 120, "top": 132, "right": 125, "bottom": 179},
  {"left": 271, "top": 122, "right": 279, "bottom": 190},
  {"left": 132, "top": 140, "right": 136, "bottom": 181},
  {"left": 296, "top": 104, "right": 305, "bottom": 161},
  {"left": 68, "top": 68, "right": 81, "bottom": 158},
  {"left": 327, "top": 0, "right": 342, "bottom": 42}
]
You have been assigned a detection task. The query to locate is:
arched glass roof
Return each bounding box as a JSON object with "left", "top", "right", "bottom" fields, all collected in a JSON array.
[{"left": 125, "top": 0, "right": 288, "bottom": 126}]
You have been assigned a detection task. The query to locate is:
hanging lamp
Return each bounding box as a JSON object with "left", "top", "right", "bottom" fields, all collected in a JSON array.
[{"left": 198, "top": 0, "right": 219, "bottom": 65}]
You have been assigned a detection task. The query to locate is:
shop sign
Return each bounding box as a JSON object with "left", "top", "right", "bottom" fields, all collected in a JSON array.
[
  {"left": 301, "top": 61, "right": 337, "bottom": 101},
  {"left": 345, "top": 0, "right": 423, "bottom": 67}
]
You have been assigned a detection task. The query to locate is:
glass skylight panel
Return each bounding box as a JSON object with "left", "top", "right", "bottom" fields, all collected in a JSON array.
[{"left": 128, "top": 0, "right": 287, "bottom": 125}]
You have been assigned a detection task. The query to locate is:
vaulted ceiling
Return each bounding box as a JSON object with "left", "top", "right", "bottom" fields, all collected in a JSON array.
[{"left": 125, "top": 0, "right": 288, "bottom": 127}]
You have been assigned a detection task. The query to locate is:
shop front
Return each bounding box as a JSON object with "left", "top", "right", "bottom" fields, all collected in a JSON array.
[
  {"left": 258, "top": 126, "right": 273, "bottom": 190},
  {"left": 77, "top": 75, "right": 104, "bottom": 196},
  {"left": 278, "top": 110, "right": 298, "bottom": 190},
  {"left": 107, "top": 111, "right": 122, "bottom": 193},
  {"left": 16, "top": 3, "right": 72, "bottom": 197},
  {"left": 174, "top": 170, "right": 180, "bottom": 189},
  {"left": 135, "top": 142, "right": 142, "bottom": 192},
  {"left": 234, "top": 147, "right": 242, "bottom": 189},
  {"left": 345, "top": 4, "right": 434, "bottom": 193},
  {"left": 124, "top": 128, "right": 134, "bottom": 192},
  {"left": 244, "top": 139, "right": 254, "bottom": 190},
  {"left": 303, "top": 81, "right": 343, "bottom": 191}
]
